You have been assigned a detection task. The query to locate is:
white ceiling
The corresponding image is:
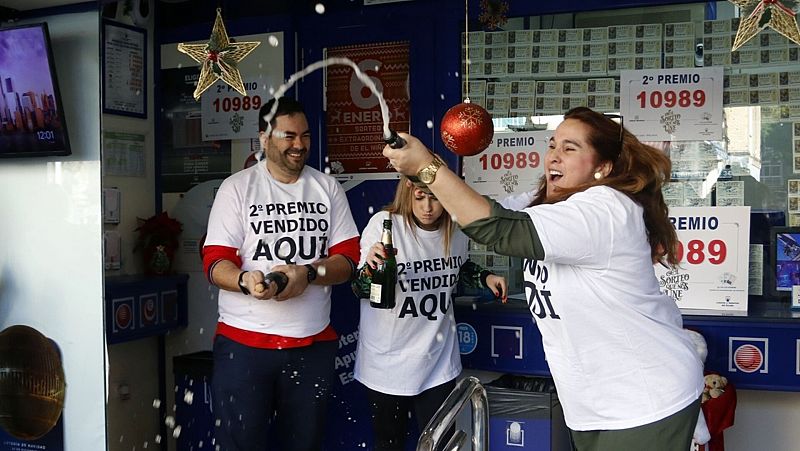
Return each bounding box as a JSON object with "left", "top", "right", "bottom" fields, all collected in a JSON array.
[{"left": 3, "top": 0, "right": 85, "bottom": 11}]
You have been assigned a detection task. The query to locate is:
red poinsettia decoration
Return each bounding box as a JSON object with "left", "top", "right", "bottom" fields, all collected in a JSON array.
[
  {"left": 134, "top": 211, "right": 183, "bottom": 252},
  {"left": 479, "top": 0, "right": 510, "bottom": 30}
]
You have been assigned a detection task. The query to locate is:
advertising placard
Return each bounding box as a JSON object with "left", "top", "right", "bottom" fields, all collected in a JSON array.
[
  {"left": 656, "top": 206, "right": 750, "bottom": 313},
  {"left": 325, "top": 41, "right": 410, "bottom": 176},
  {"left": 200, "top": 32, "right": 284, "bottom": 141},
  {"left": 620, "top": 66, "right": 723, "bottom": 141},
  {"left": 463, "top": 130, "right": 548, "bottom": 200}
]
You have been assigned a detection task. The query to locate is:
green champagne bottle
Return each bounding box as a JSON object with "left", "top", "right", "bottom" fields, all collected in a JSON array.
[{"left": 369, "top": 219, "right": 397, "bottom": 309}]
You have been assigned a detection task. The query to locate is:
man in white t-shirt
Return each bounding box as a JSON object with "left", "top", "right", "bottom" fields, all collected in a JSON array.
[{"left": 202, "top": 97, "right": 360, "bottom": 451}]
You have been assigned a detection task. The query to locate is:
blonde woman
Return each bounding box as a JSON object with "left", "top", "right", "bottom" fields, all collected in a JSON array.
[{"left": 352, "top": 178, "right": 506, "bottom": 450}]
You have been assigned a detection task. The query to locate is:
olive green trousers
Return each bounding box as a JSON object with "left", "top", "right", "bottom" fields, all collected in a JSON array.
[{"left": 570, "top": 397, "right": 702, "bottom": 451}]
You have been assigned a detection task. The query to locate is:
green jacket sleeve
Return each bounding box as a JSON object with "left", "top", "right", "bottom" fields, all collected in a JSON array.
[{"left": 460, "top": 197, "right": 545, "bottom": 259}]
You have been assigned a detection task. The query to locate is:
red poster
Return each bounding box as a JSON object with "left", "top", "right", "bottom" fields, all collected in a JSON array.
[{"left": 326, "top": 41, "right": 410, "bottom": 175}]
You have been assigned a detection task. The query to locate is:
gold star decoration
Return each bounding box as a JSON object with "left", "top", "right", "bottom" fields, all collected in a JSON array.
[
  {"left": 177, "top": 8, "right": 260, "bottom": 100},
  {"left": 730, "top": 0, "right": 800, "bottom": 51}
]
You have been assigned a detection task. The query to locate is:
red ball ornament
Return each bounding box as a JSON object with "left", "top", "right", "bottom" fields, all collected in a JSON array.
[{"left": 440, "top": 102, "right": 494, "bottom": 156}]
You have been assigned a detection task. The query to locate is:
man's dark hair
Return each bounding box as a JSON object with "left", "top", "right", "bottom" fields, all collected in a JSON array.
[{"left": 258, "top": 97, "right": 306, "bottom": 132}]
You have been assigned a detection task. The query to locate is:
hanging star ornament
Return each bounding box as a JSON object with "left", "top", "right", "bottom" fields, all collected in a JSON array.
[
  {"left": 177, "top": 8, "right": 260, "bottom": 100},
  {"left": 730, "top": 0, "right": 800, "bottom": 51}
]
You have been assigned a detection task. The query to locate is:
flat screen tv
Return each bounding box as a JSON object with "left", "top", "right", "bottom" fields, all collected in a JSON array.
[
  {"left": 770, "top": 226, "right": 800, "bottom": 297},
  {"left": 0, "top": 23, "right": 71, "bottom": 158}
]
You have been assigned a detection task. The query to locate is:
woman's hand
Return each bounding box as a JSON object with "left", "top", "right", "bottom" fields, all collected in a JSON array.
[
  {"left": 486, "top": 274, "right": 508, "bottom": 303},
  {"left": 365, "top": 242, "right": 396, "bottom": 269},
  {"left": 383, "top": 132, "right": 434, "bottom": 177}
]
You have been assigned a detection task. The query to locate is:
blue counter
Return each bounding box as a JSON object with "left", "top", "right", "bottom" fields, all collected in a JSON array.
[{"left": 454, "top": 298, "right": 800, "bottom": 391}]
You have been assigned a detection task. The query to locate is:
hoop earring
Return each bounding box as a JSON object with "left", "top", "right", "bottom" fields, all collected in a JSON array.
[{"left": 594, "top": 172, "right": 603, "bottom": 180}]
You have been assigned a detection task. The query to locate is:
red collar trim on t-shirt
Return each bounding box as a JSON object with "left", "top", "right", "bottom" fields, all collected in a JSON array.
[{"left": 216, "top": 322, "right": 337, "bottom": 349}]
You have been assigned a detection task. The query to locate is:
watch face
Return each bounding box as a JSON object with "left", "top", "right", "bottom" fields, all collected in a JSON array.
[
  {"left": 419, "top": 158, "right": 441, "bottom": 184},
  {"left": 419, "top": 170, "right": 433, "bottom": 184}
]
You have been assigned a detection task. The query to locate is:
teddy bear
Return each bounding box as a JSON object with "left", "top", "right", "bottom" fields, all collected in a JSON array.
[{"left": 702, "top": 374, "right": 728, "bottom": 403}]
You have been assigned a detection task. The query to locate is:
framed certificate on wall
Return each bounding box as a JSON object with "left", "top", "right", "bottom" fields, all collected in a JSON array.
[{"left": 102, "top": 20, "right": 146, "bottom": 118}]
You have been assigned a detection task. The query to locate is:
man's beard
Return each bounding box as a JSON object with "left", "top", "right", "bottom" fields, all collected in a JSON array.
[{"left": 276, "top": 147, "right": 307, "bottom": 173}]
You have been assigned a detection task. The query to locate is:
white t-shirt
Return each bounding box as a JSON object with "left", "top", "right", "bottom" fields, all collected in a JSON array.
[
  {"left": 522, "top": 186, "right": 704, "bottom": 431},
  {"left": 205, "top": 163, "right": 358, "bottom": 338},
  {"left": 354, "top": 212, "right": 468, "bottom": 396}
]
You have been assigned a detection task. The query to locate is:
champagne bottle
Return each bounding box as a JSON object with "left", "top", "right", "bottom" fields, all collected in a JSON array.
[
  {"left": 264, "top": 271, "right": 288, "bottom": 295},
  {"left": 369, "top": 219, "right": 397, "bottom": 309}
]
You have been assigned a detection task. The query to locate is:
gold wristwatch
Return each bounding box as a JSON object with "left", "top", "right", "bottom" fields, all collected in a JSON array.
[{"left": 413, "top": 154, "right": 444, "bottom": 185}]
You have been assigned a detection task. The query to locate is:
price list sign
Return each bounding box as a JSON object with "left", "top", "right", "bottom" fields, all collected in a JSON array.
[
  {"left": 463, "top": 130, "right": 548, "bottom": 200},
  {"left": 655, "top": 206, "right": 750, "bottom": 313},
  {"left": 620, "top": 67, "right": 723, "bottom": 141}
]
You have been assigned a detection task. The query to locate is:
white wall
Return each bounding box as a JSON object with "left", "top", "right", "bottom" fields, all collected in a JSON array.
[
  {"left": 0, "top": 10, "right": 106, "bottom": 450},
  {"left": 100, "top": 4, "right": 161, "bottom": 450},
  {"left": 725, "top": 390, "right": 800, "bottom": 451}
]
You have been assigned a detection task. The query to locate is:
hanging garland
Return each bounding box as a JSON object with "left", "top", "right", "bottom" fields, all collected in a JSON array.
[{"left": 478, "top": 0, "right": 509, "bottom": 30}]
